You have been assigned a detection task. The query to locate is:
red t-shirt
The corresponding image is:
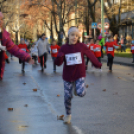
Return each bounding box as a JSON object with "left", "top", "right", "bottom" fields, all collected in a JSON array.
[
  {"left": 131, "top": 45, "right": 134, "bottom": 54},
  {"left": 93, "top": 44, "right": 101, "bottom": 57},
  {"left": 104, "top": 41, "right": 119, "bottom": 57},
  {"left": 89, "top": 44, "right": 94, "bottom": 54},
  {"left": 18, "top": 44, "right": 30, "bottom": 52},
  {"left": 50, "top": 44, "right": 60, "bottom": 57}
]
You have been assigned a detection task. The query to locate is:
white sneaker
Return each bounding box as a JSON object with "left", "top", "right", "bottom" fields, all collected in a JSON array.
[{"left": 63, "top": 115, "right": 71, "bottom": 124}]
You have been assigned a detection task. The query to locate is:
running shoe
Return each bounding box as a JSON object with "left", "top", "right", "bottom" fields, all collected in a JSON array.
[{"left": 63, "top": 115, "right": 71, "bottom": 124}]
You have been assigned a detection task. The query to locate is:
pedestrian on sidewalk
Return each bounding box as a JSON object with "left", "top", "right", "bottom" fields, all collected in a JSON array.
[
  {"left": 98, "top": 35, "right": 104, "bottom": 58},
  {"left": 120, "top": 35, "right": 126, "bottom": 52},
  {"left": 104, "top": 35, "right": 120, "bottom": 72},
  {"left": 131, "top": 40, "right": 134, "bottom": 63},
  {"left": 18, "top": 38, "right": 30, "bottom": 72},
  {"left": 93, "top": 39, "right": 102, "bottom": 72},
  {"left": 0, "top": 12, "right": 34, "bottom": 80},
  {"left": 50, "top": 39, "right": 60, "bottom": 72},
  {"left": 37, "top": 33, "right": 50, "bottom": 72},
  {"left": 55, "top": 26, "right": 102, "bottom": 124}
]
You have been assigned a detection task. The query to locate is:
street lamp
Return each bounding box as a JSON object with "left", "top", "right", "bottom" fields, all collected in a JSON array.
[{"left": 101, "top": 0, "right": 104, "bottom": 37}]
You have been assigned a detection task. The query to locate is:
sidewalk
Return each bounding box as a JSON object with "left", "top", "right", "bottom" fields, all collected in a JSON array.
[{"left": 101, "top": 55, "right": 134, "bottom": 67}]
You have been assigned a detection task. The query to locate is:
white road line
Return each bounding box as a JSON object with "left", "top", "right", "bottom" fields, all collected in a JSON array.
[{"left": 73, "top": 126, "right": 84, "bottom": 134}]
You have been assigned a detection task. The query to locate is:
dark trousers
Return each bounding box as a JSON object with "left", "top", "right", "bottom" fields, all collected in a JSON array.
[
  {"left": 19, "top": 59, "right": 25, "bottom": 70},
  {"left": 107, "top": 54, "right": 114, "bottom": 71},
  {"left": 52, "top": 57, "right": 56, "bottom": 71},
  {"left": 101, "top": 46, "right": 104, "bottom": 58},
  {"left": 39, "top": 52, "right": 47, "bottom": 68},
  {"left": 86, "top": 57, "right": 89, "bottom": 66},
  {"left": 32, "top": 55, "right": 37, "bottom": 63},
  {"left": 97, "top": 57, "right": 101, "bottom": 69}
]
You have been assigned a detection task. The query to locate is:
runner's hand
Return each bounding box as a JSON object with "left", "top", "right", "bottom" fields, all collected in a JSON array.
[{"left": 28, "top": 58, "right": 34, "bottom": 65}]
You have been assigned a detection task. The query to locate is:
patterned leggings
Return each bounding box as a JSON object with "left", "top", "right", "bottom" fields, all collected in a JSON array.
[{"left": 64, "top": 77, "right": 86, "bottom": 115}]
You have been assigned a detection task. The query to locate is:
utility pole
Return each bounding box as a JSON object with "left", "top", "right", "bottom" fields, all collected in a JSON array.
[
  {"left": 101, "top": 0, "right": 104, "bottom": 37},
  {"left": 75, "top": 0, "right": 77, "bottom": 26}
]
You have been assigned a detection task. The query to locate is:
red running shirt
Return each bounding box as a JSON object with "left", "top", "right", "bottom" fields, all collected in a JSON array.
[
  {"left": 131, "top": 45, "right": 134, "bottom": 54},
  {"left": 93, "top": 44, "right": 101, "bottom": 57},
  {"left": 50, "top": 45, "right": 60, "bottom": 57},
  {"left": 89, "top": 44, "right": 94, "bottom": 54},
  {"left": 104, "top": 41, "right": 119, "bottom": 57},
  {"left": 18, "top": 44, "right": 30, "bottom": 52}
]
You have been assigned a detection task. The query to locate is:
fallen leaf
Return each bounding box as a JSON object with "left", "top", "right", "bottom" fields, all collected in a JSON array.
[
  {"left": 102, "top": 89, "right": 106, "bottom": 92},
  {"left": 118, "top": 77, "right": 121, "bottom": 79},
  {"left": 85, "top": 84, "right": 89, "bottom": 88},
  {"left": 33, "top": 89, "right": 37, "bottom": 92},
  {"left": 113, "top": 92, "right": 118, "bottom": 95},
  {"left": 57, "top": 115, "right": 64, "bottom": 120},
  {"left": 57, "top": 94, "right": 60, "bottom": 97},
  {"left": 127, "top": 73, "right": 130, "bottom": 75},
  {"left": 23, "top": 82, "right": 26, "bottom": 85},
  {"left": 24, "top": 104, "right": 28, "bottom": 107},
  {"left": 91, "top": 83, "right": 94, "bottom": 85},
  {"left": 8, "top": 108, "right": 13, "bottom": 111}
]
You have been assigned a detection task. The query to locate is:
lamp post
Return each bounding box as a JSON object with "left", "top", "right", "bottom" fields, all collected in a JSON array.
[
  {"left": 101, "top": 0, "right": 104, "bottom": 37},
  {"left": 75, "top": 0, "right": 77, "bottom": 26}
]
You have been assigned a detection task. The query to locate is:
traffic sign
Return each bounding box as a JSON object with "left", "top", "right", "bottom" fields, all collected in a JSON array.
[{"left": 91, "top": 22, "right": 97, "bottom": 29}]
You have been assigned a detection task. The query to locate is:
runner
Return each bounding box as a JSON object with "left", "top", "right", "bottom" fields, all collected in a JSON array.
[
  {"left": 0, "top": 12, "right": 34, "bottom": 80},
  {"left": 131, "top": 40, "right": 134, "bottom": 63},
  {"left": 37, "top": 33, "right": 50, "bottom": 72},
  {"left": 89, "top": 39, "right": 95, "bottom": 71},
  {"left": 50, "top": 39, "right": 60, "bottom": 72},
  {"left": 93, "top": 39, "right": 102, "bottom": 72},
  {"left": 18, "top": 38, "right": 30, "bottom": 72},
  {"left": 104, "top": 35, "right": 120, "bottom": 72},
  {"left": 85, "top": 39, "right": 90, "bottom": 70},
  {"left": 31, "top": 43, "right": 38, "bottom": 65},
  {"left": 55, "top": 26, "right": 102, "bottom": 124}
]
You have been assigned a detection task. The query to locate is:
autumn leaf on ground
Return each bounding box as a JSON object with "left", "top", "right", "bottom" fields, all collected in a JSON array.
[
  {"left": 113, "top": 92, "right": 118, "bottom": 95},
  {"left": 24, "top": 104, "right": 28, "bottom": 107},
  {"left": 127, "top": 73, "right": 130, "bottom": 75},
  {"left": 33, "top": 89, "right": 37, "bottom": 92},
  {"left": 57, "top": 94, "right": 60, "bottom": 97},
  {"left": 23, "top": 82, "right": 26, "bottom": 85},
  {"left": 85, "top": 84, "right": 89, "bottom": 88},
  {"left": 8, "top": 108, "right": 13, "bottom": 111},
  {"left": 102, "top": 89, "right": 106, "bottom": 92},
  {"left": 118, "top": 77, "right": 121, "bottom": 79},
  {"left": 91, "top": 83, "right": 94, "bottom": 85},
  {"left": 57, "top": 115, "right": 64, "bottom": 120}
]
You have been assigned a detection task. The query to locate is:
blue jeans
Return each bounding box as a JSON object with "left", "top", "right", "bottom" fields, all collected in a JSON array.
[{"left": 64, "top": 77, "right": 86, "bottom": 115}]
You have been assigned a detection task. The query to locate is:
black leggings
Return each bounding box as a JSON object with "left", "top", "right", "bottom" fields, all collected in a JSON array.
[
  {"left": 19, "top": 59, "right": 25, "bottom": 70},
  {"left": 39, "top": 52, "right": 47, "bottom": 68},
  {"left": 107, "top": 54, "right": 114, "bottom": 71}
]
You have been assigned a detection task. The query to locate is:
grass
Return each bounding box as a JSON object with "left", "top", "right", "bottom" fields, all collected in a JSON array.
[{"left": 103, "top": 48, "right": 133, "bottom": 58}]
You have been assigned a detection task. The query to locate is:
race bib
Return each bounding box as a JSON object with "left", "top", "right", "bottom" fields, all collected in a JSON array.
[
  {"left": 87, "top": 45, "right": 89, "bottom": 47},
  {"left": 90, "top": 46, "right": 93, "bottom": 50},
  {"left": 52, "top": 49, "right": 57, "bottom": 53},
  {"left": 108, "top": 47, "right": 113, "bottom": 51},
  {"left": 132, "top": 46, "right": 134, "bottom": 50},
  {"left": 65, "top": 52, "right": 82, "bottom": 65},
  {"left": 96, "top": 47, "right": 101, "bottom": 51},
  {"left": 21, "top": 48, "right": 26, "bottom": 52}
]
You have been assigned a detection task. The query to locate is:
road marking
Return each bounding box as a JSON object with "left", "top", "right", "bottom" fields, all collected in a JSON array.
[{"left": 73, "top": 126, "right": 84, "bottom": 134}]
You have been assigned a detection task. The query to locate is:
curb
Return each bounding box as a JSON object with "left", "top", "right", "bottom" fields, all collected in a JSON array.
[{"left": 102, "top": 59, "right": 134, "bottom": 67}]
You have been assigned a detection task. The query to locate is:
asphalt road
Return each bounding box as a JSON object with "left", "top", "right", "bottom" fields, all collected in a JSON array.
[{"left": 0, "top": 55, "right": 134, "bottom": 134}]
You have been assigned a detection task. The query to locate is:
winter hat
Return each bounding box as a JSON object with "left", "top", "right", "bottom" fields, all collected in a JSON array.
[
  {"left": 131, "top": 40, "right": 134, "bottom": 44},
  {"left": 68, "top": 27, "right": 80, "bottom": 36},
  {"left": 98, "top": 35, "right": 102, "bottom": 40}
]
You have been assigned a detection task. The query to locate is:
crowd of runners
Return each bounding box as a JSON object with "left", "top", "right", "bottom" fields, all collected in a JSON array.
[{"left": 0, "top": 11, "right": 134, "bottom": 124}]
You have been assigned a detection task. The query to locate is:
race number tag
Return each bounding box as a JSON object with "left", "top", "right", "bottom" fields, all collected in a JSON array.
[
  {"left": 52, "top": 49, "right": 57, "bottom": 53},
  {"left": 108, "top": 47, "right": 113, "bottom": 51},
  {"left": 96, "top": 47, "right": 101, "bottom": 51},
  {"left": 91, "top": 46, "right": 93, "bottom": 50},
  {"left": 65, "top": 52, "right": 82, "bottom": 65},
  {"left": 21, "top": 48, "right": 26, "bottom": 52},
  {"left": 87, "top": 45, "right": 89, "bottom": 47},
  {"left": 132, "top": 46, "right": 134, "bottom": 50}
]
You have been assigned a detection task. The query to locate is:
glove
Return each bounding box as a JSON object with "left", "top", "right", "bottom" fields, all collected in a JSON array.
[{"left": 0, "top": 45, "right": 6, "bottom": 51}]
